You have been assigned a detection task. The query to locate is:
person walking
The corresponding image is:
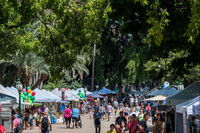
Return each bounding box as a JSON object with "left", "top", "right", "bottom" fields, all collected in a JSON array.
[
  {"left": 116, "top": 111, "right": 127, "bottom": 125},
  {"left": 140, "top": 114, "right": 150, "bottom": 133},
  {"left": 93, "top": 106, "right": 102, "bottom": 133},
  {"left": 12, "top": 114, "right": 21, "bottom": 133},
  {"left": 127, "top": 114, "right": 139, "bottom": 133},
  {"left": 138, "top": 110, "right": 144, "bottom": 122},
  {"left": 153, "top": 114, "right": 164, "bottom": 133},
  {"left": 107, "top": 103, "right": 113, "bottom": 121},
  {"left": 64, "top": 105, "right": 72, "bottom": 128},
  {"left": 40, "top": 112, "right": 52, "bottom": 133},
  {"left": 72, "top": 106, "right": 80, "bottom": 128}
]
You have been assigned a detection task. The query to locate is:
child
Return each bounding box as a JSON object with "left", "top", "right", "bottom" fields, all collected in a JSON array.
[{"left": 107, "top": 124, "right": 116, "bottom": 133}]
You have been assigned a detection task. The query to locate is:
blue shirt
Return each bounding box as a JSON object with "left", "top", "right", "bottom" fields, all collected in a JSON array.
[
  {"left": 72, "top": 108, "right": 79, "bottom": 118},
  {"left": 59, "top": 104, "right": 65, "bottom": 112}
]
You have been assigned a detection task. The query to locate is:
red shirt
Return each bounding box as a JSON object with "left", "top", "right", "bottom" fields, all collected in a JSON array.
[
  {"left": 127, "top": 120, "right": 139, "bottom": 133},
  {"left": 0, "top": 125, "right": 6, "bottom": 133}
]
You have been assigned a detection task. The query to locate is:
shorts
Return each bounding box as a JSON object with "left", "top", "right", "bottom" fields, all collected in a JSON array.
[
  {"left": 65, "top": 117, "right": 71, "bottom": 123},
  {"left": 108, "top": 112, "right": 111, "bottom": 115},
  {"left": 72, "top": 117, "right": 78, "bottom": 123},
  {"left": 24, "top": 117, "right": 29, "bottom": 122},
  {"left": 29, "top": 119, "right": 33, "bottom": 126}
]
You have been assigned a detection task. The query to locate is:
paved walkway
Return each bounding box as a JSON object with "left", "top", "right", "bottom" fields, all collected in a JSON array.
[
  {"left": 23, "top": 114, "right": 153, "bottom": 133},
  {"left": 23, "top": 114, "right": 114, "bottom": 133}
]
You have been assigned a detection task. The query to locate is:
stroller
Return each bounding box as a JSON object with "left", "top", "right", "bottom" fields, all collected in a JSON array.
[{"left": 77, "top": 116, "right": 82, "bottom": 128}]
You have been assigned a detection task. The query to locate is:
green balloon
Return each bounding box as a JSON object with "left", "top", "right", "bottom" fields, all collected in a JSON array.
[
  {"left": 23, "top": 92, "right": 27, "bottom": 96},
  {"left": 28, "top": 100, "right": 32, "bottom": 103},
  {"left": 20, "top": 94, "right": 25, "bottom": 99},
  {"left": 26, "top": 86, "right": 31, "bottom": 90},
  {"left": 32, "top": 96, "right": 35, "bottom": 100},
  {"left": 31, "top": 96, "right": 35, "bottom": 100},
  {"left": 27, "top": 93, "right": 31, "bottom": 98}
]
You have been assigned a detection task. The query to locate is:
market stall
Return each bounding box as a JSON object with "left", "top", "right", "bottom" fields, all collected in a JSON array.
[
  {"left": 175, "top": 96, "right": 200, "bottom": 133},
  {"left": 167, "top": 82, "right": 200, "bottom": 106},
  {"left": 0, "top": 93, "right": 16, "bottom": 133}
]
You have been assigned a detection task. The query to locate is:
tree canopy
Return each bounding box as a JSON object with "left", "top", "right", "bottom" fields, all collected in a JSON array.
[{"left": 0, "top": 0, "right": 199, "bottom": 89}]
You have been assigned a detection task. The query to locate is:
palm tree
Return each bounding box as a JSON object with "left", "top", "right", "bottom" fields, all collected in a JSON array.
[
  {"left": 70, "top": 53, "right": 91, "bottom": 80},
  {"left": 11, "top": 52, "right": 49, "bottom": 88}
]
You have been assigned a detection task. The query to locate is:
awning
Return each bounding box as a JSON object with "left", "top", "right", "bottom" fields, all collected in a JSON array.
[{"left": 144, "top": 95, "right": 167, "bottom": 101}]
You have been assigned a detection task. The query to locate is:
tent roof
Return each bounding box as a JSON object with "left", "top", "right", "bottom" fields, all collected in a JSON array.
[
  {"left": 34, "top": 88, "right": 51, "bottom": 102},
  {"left": 166, "top": 82, "right": 200, "bottom": 106},
  {"left": 51, "top": 88, "right": 80, "bottom": 101},
  {"left": 144, "top": 87, "right": 159, "bottom": 95},
  {"left": 176, "top": 96, "right": 200, "bottom": 114},
  {"left": 144, "top": 95, "right": 167, "bottom": 101},
  {"left": 0, "top": 85, "right": 17, "bottom": 102},
  {"left": 147, "top": 87, "right": 178, "bottom": 96},
  {"left": 0, "top": 93, "right": 16, "bottom": 103},
  {"left": 94, "top": 87, "right": 116, "bottom": 95},
  {"left": 41, "top": 90, "right": 61, "bottom": 101},
  {"left": 87, "top": 93, "right": 105, "bottom": 98},
  {"left": 154, "top": 87, "right": 178, "bottom": 96}
]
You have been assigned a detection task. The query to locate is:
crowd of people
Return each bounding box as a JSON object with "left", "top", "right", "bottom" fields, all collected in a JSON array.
[
  {"left": 7, "top": 95, "right": 176, "bottom": 133},
  {"left": 91, "top": 100, "right": 174, "bottom": 133}
]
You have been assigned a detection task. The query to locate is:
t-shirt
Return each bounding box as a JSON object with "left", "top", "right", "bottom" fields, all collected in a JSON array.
[
  {"left": 72, "top": 108, "right": 79, "bottom": 118},
  {"left": 140, "top": 120, "right": 149, "bottom": 133},
  {"left": 13, "top": 118, "right": 20, "bottom": 128},
  {"left": 127, "top": 120, "right": 139, "bottom": 133},
  {"left": 0, "top": 125, "right": 6, "bottom": 133},
  {"left": 59, "top": 105, "right": 65, "bottom": 112},
  {"left": 107, "top": 130, "right": 116, "bottom": 133},
  {"left": 107, "top": 105, "right": 113, "bottom": 113},
  {"left": 113, "top": 101, "right": 119, "bottom": 108},
  {"left": 64, "top": 108, "right": 72, "bottom": 118},
  {"left": 93, "top": 112, "right": 102, "bottom": 125},
  {"left": 115, "top": 116, "right": 127, "bottom": 125}
]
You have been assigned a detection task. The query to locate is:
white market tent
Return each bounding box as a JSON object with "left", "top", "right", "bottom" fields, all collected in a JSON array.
[
  {"left": 41, "top": 89, "right": 61, "bottom": 101},
  {"left": 175, "top": 96, "right": 200, "bottom": 133},
  {"left": 176, "top": 96, "right": 200, "bottom": 115},
  {"left": 0, "top": 85, "right": 18, "bottom": 103},
  {"left": 5, "top": 86, "right": 19, "bottom": 103},
  {"left": 51, "top": 88, "right": 80, "bottom": 101},
  {"left": 34, "top": 88, "right": 51, "bottom": 102},
  {"left": 144, "top": 95, "right": 167, "bottom": 101}
]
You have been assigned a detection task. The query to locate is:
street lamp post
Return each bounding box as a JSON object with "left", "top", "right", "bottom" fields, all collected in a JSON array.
[
  {"left": 84, "top": 87, "right": 87, "bottom": 97},
  {"left": 61, "top": 88, "right": 65, "bottom": 101},
  {"left": 16, "top": 80, "right": 23, "bottom": 118}
]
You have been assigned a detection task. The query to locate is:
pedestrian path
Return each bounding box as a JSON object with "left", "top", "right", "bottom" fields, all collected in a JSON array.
[{"left": 23, "top": 114, "right": 114, "bottom": 133}]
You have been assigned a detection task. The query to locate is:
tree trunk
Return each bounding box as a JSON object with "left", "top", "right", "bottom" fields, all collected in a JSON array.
[{"left": 31, "top": 74, "right": 48, "bottom": 90}]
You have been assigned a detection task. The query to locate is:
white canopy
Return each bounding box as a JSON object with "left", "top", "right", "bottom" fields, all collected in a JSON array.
[
  {"left": 41, "top": 89, "right": 61, "bottom": 101},
  {"left": 176, "top": 96, "right": 200, "bottom": 115},
  {"left": 34, "top": 88, "right": 51, "bottom": 102},
  {"left": 0, "top": 85, "right": 17, "bottom": 102},
  {"left": 144, "top": 95, "right": 167, "bottom": 101},
  {"left": 51, "top": 88, "right": 80, "bottom": 101}
]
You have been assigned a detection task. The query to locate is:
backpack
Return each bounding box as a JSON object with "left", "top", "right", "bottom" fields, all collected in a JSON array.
[
  {"left": 41, "top": 117, "right": 49, "bottom": 129},
  {"left": 16, "top": 118, "right": 22, "bottom": 132}
]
